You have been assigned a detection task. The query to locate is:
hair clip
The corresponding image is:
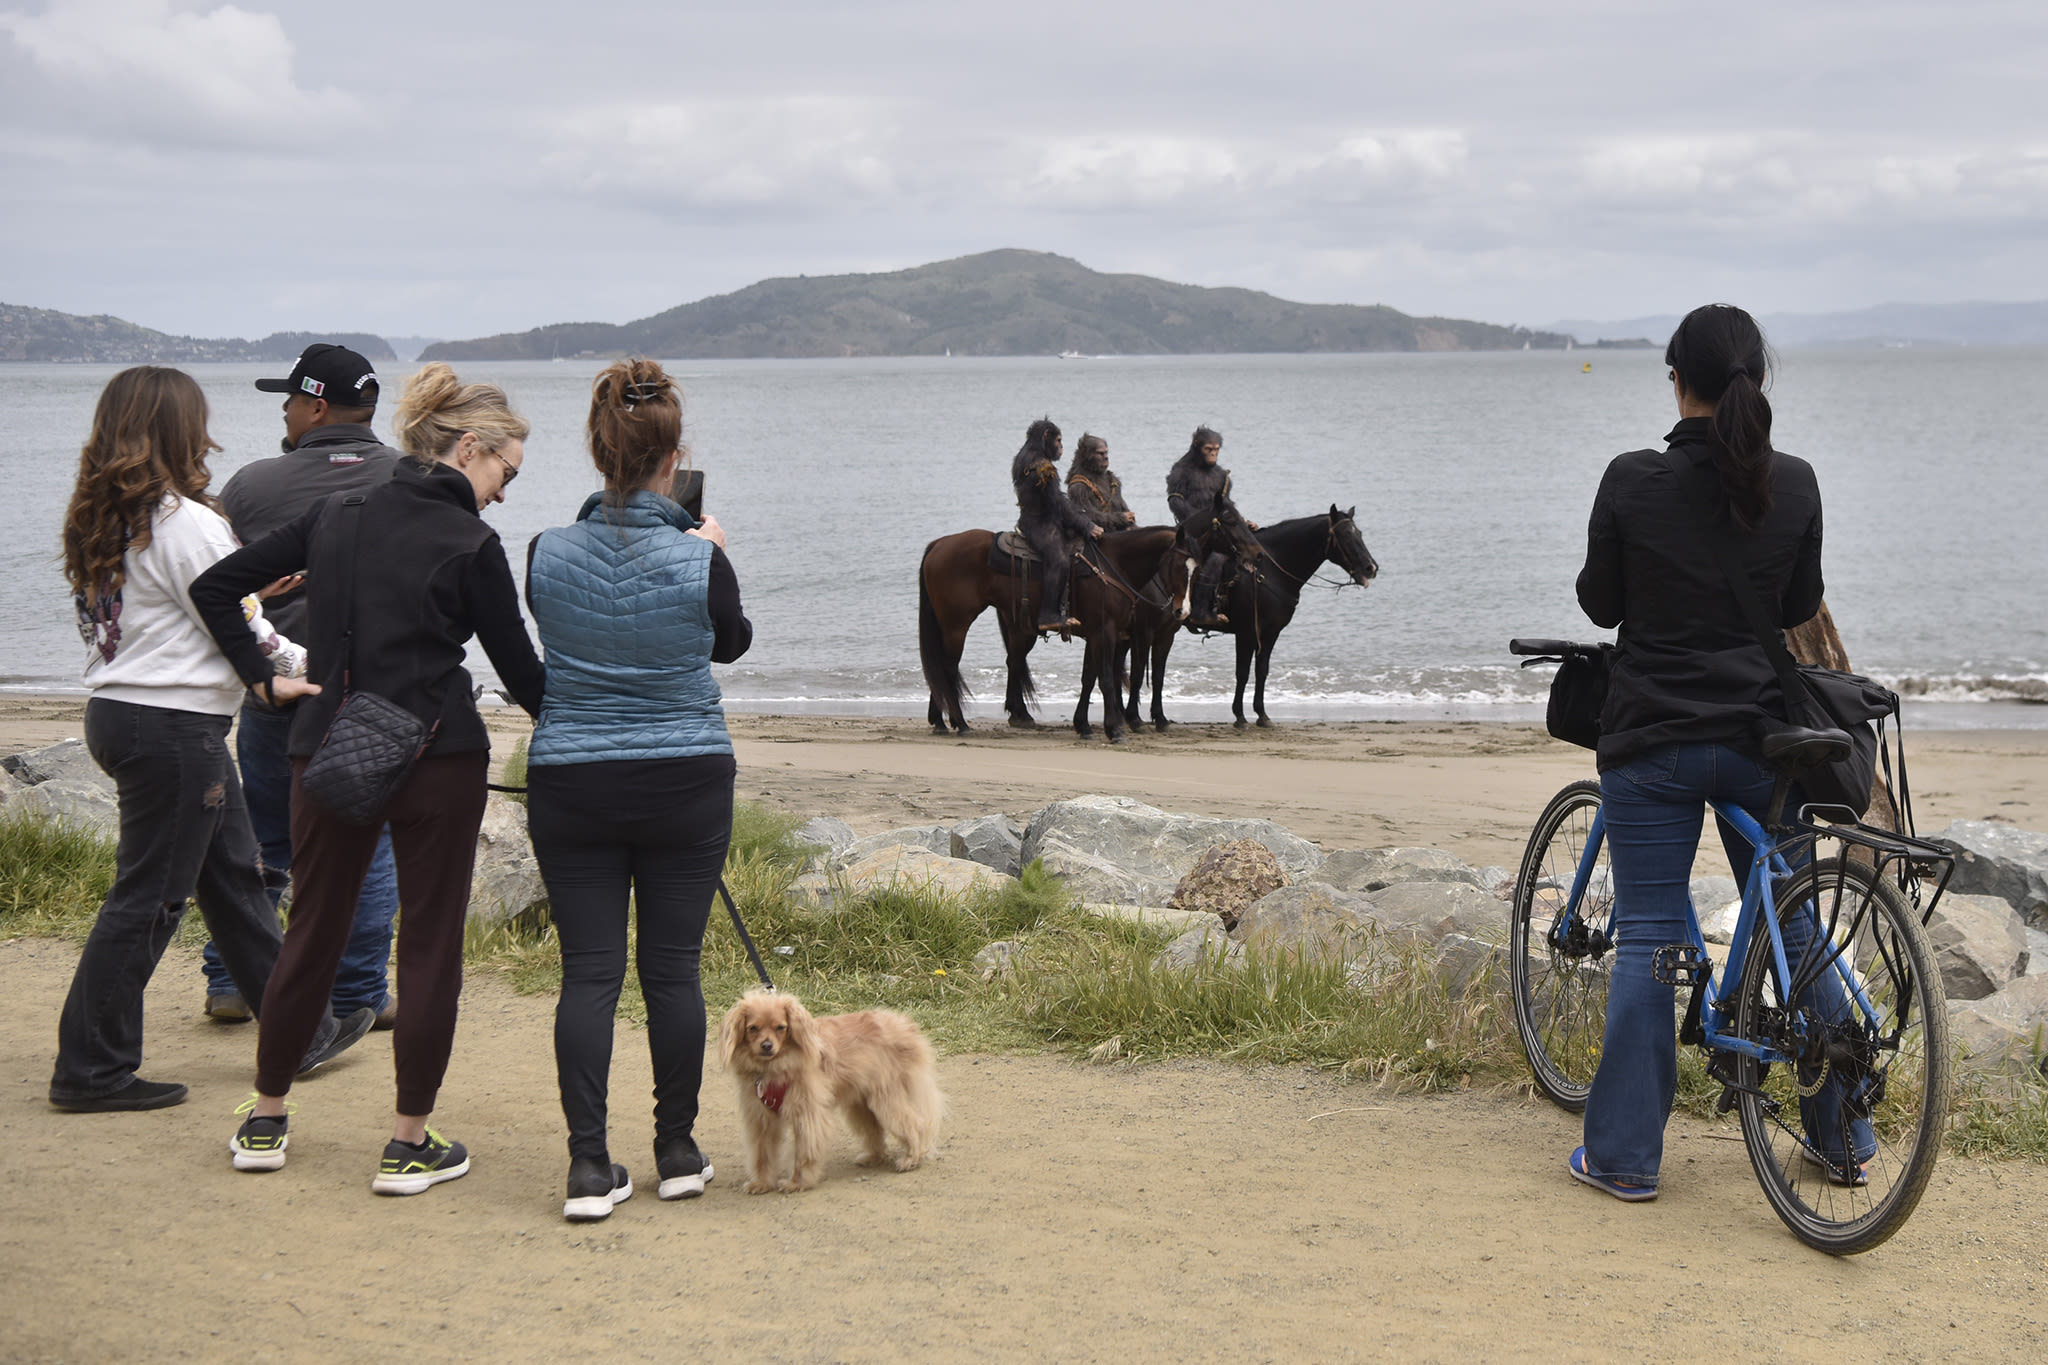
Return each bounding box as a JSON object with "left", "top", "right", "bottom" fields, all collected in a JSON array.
[{"left": 622, "top": 380, "right": 665, "bottom": 410}]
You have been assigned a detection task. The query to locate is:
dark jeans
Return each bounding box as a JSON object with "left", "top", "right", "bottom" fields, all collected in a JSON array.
[
  {"left": 256, "top": 753, "right": 487, "bottom": 1111},
  {"left": 51, "top": 699, "right": 284, "bottom": 1101},
  {"left": 1585, "top": 742, "right": 1871, "bottom": 1186},
  {"left": 201, "top": 698, "right": 398, "bottom": 1015},
  {"left": 529, "top": 758, "right": 734, "bottom": 1162}
]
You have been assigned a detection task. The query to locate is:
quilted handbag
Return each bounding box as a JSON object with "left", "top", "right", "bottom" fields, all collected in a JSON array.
[
  {"left": 300, "top": 689, "right": 430, "bottom": 826},
  {"left": 298, "top": 494, "right": 439, "bottom": 826}
]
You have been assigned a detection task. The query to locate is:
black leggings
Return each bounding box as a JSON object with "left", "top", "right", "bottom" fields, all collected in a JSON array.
[{"left": 528, "top": 756, "right": 735, "bottom": 1162}]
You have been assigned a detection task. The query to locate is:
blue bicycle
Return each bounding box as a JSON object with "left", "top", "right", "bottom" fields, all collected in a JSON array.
[{"left": 1507, "top": 639, "right": 1954, "bottom": 1254}]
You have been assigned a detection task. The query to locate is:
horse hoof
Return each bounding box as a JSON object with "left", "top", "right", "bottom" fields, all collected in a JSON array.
[
  {"left": 952, "top": 721, "right": 972, "bottom": 735},
  {"left": 1074, "top": 725, "right": 1092, "bottom": 738},
  {"left": 1255, "top": 716, "right": 1274, "bottom": 729},
  {"left": 930, "top": 722, "right": 950, "bottom": 735},
  {"left": 1008, "top": 714, "right": 1038, "bottom": 729},
  {"left": 1154, "top": 719, "right": 1171, "bottom": 732},
  {"left": 1233, "top": 718, "right": 1249, "bottom": 730},
  {"left": 1107, "top": 731, "right": 1126, "bottom": 745}
]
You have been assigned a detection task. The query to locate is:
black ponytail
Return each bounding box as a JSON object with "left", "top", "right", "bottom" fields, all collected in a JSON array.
[{"left": 1665, "top": 304, "right": 1775, "bottom": 530}]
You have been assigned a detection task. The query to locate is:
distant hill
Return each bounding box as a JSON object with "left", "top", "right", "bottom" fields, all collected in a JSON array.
[
  {"left": 1547, "top": 301, "right": 2048, "bottom": 348},
  {"left": 420, "top": 249, "right": 1570, "bottom": 361},
  {"left": 0, "top": 304, "right": 396, "bottom": 364}
]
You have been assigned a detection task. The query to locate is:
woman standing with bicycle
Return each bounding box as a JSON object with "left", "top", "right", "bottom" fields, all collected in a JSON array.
[
  {"left": 524, "top": 359, "right": 751, "bottom": 1222},
  {"left": 1569, "top": 304, "right": 1830, "bottom": 1201}
]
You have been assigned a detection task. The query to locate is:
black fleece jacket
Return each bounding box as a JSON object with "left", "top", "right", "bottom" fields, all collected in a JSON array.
[
  {"left": 1577, "top": 418, "right": 1824, "bottom": 770},
  {"left": 191, "top": 460, "right": 544, "bottom": 757}
]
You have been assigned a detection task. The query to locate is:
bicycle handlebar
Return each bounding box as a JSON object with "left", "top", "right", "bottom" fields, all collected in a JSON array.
[{"left": 1508, "top": 637, "right": 1605, "bottom": 659}]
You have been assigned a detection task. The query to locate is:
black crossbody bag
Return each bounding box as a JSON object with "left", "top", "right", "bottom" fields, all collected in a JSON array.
[
  {"left": 299, "top": 494, "right": 442, "bottom": 825},
  {"left": 1688, "top": 474, "right": 1897, "bottom": 818}
]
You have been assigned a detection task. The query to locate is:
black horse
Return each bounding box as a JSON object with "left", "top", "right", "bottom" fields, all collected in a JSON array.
[{"left": 1127, "top": 505, "right": 1378, "bottom": 730}]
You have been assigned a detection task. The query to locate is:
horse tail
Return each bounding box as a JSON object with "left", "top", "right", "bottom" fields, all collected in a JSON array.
[{"left": 918, "top": 541, "right": 970, "bottom": 714}]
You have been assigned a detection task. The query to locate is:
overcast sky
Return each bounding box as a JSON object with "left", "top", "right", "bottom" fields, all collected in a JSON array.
[{"left": 2, "top": 0, "right": 2042, "bottom": 339}]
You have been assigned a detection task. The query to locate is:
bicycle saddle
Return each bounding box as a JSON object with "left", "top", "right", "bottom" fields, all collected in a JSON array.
[{"left": 1760, "top": 724, "right": 1852, "bottom": 769}]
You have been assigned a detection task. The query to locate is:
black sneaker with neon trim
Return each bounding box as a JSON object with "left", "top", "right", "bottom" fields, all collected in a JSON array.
[
  {"left": 371, "top": 1130, "right": 470, "bottom": 1196},
  {"left": 230, "top": 1103, "right": 289, "bottom": 1172}
]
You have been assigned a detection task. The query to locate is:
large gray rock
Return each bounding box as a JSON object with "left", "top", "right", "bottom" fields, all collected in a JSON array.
[
  {"left": 950, "top": 814, "right": 1024, "bottom": 878},
  {"left": 15, "top": 778, "right": 119, "bottom": 838},
  {"left": 1232, "top": 883, "right": 1383, "bottom": 960},
  {"left": 1933, "top": 821, "right": 2048, "bottom": 928},
  {"left": 1926, "top": 892, "right": 2031, "bottom": 1000},
  {"left": 1320, "top": 847, "right": 1485, "bottom": 894},
  {"left": 1435, "top": 932, "right": 1507, "bottom": 998},
  {"left": 1168, "top": 838, "right": 1290, "bottom": 930},
  {"left": 794, "top": 816, "right": 856, "bottom": 855},
  {"left": 3, "top": 738, "right": 105, "bottom": 787},
  {"left": 1154, "top": 920, "right": 1246, "bottom": 971},
  {"left": 1692, "top": 877, "right": 1744, "bottom": 945},
  {"left": 2029, "top": 927, "right": 2048, "bottom": 978},
  {"left": 0, "top": 764, "right": 25, "bottom": 811},
  {"left": 1365, "top": 880, "right": 1509, "bottom": 944},
  {"left": 469, "top": 793, "right": 547, "bottom": 924},
  {"left": 1019, "top": 795, "right": 1324, "bottom": 906},
  {"left": 1948, "top": 975, "right": 2048, "bottom": 1069},
  {"left": 792, "top": 843, "right": 1017, "bottom": 909},
  {"left": 835, "top": 824, "right": 953, "bottom": 869}
]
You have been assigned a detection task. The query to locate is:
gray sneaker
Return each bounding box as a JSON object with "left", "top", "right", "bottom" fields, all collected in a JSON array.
[{"left": 297, "top": 1007, "right": 376, "bottom": 1077}]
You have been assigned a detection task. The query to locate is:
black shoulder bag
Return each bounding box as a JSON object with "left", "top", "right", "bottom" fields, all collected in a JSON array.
[
  {"left": 299, "top": 494, "right": 439, "bottom": 825},
  {"left": 1690, "top": 478, "right": 1897, "bottom": 818}
]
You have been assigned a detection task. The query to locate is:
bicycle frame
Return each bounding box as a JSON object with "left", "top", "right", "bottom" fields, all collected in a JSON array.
[{"left": 1551, "top": 801, "right": 1885, "bottom": 1070}]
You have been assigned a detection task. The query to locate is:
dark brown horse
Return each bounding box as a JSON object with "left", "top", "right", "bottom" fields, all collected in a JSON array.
[
  {"left": 1127, "top": 506, "right": 1378, "bottom": 730},
  {"left": 919, "top": 526, "right": 1188, "bottom": 743}
]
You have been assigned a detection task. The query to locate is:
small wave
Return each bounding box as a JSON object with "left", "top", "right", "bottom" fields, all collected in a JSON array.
[{"left": 1881, "top": 674, "right": 2048, "bottom": 704}]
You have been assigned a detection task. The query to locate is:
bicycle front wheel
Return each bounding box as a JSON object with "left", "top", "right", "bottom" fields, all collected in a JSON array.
[
  {"left": 1510, "top": 779, "right": 1614, "bottom": 1112},
  {"left": 1731, "top": 856, "right": 1950, "bottom": 1255}
]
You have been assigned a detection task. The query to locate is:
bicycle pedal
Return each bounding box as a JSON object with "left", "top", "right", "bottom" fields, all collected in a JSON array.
[{"left": 1652, "top": 943, "right": 1711, "bottom": 986}]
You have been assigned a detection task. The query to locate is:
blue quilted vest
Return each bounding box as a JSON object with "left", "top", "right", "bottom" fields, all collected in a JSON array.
[{"left": 527, "top": 490, "right": 732, "bottom": 766}]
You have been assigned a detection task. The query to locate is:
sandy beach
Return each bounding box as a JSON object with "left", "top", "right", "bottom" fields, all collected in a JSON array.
[{"left": 4, "top": 697, "right": 2046, "bottom": 1359}]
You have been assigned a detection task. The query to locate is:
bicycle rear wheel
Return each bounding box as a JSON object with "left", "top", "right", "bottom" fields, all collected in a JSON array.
[
  {"left": 1510, "top": 780, "right": 1614, "bottom": 1112},
  {"left": 1731, "top": 856, "right": 1949, "bottom": 1255}
]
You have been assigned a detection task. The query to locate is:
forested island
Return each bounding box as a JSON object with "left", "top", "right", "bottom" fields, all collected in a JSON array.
[
  {"left": 0, "top": 304, "right": 395, "bottom": 365},
  {"left": 421, "top": 250, "right": 1569, "bottom": 360}
]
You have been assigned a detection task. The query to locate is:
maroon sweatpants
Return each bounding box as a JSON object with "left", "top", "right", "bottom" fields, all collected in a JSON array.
[{"left": 255, "top": 752, "right": 488, "bottom": 1113}]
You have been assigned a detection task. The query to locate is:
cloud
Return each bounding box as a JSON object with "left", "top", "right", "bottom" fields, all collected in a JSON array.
[
  {"left": 544, "top": 96, "right": 902, "bottom": 210},
  {"left": 0, "top": 0, "right": 355, "bottom": 142},
  {"left": 1017, "top": 129, "right": 1468, "bottom": 211}
]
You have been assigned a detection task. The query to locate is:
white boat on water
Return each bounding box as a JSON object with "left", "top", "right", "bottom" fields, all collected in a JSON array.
[{"left": 1057, "top": 350, "right": 1091, "bottom": 360}]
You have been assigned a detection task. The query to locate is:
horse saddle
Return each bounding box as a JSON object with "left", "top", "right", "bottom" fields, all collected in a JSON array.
[{"left": 990, "top": 529, "right": 1041, "bottom": 572}]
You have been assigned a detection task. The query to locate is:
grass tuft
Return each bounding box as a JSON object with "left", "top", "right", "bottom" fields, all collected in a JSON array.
[{"left": 0, "top": 812, "right": 118, "bottom": 942}]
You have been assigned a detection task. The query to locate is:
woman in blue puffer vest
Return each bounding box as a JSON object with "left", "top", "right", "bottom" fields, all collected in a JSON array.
[{"left": 525, "top": 358, "right": 752, "bottom": 1222}]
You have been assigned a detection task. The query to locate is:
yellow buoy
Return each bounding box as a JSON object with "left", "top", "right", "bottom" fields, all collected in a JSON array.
[{"left": 1581, "top": 362, "right": 1592, "bottom": 373}]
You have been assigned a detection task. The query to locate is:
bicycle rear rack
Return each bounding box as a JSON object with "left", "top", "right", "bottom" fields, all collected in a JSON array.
[{"left": 1793, "top": 808, "right": 1958, "bottom": 927}]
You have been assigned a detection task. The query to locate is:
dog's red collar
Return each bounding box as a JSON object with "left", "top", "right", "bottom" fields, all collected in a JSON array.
[{"left": 756, "top": 1079, "right": 791, "bottom": 1114}]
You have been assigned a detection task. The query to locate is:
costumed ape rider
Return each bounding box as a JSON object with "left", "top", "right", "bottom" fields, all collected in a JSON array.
[
  {"left": 1066, "top": 433, "right": 1136, "bottom": 532},
  {"left": 1166, "top": 425, "right": 1257, "bottom": 629},
  {"left": 1012, "top": 418, "right": 1103, "bottom": 635}
]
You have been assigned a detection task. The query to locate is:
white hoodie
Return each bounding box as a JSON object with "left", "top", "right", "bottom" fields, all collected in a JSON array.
[{"left": 83, "top": 495, "right": 295, "bottom": 716}]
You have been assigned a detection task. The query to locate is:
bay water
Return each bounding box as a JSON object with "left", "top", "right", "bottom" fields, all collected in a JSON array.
[{"left": 3, "top": 348, "right": 2043, "bottom": 727}]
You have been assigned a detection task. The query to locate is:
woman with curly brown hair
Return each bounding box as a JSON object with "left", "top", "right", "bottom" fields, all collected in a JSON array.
[{"left": 50, "top": 367, "right": 373, "bottom": 1113}]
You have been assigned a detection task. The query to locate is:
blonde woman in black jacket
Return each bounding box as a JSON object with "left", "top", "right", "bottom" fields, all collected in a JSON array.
[{"left": 192, "top": 363, "right": 543, "bottom": 1196}]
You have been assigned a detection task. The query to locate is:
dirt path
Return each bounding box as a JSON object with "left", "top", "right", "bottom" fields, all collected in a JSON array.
[{"left": 3, "top": 937, "right": 2043, "bottom": 1362}]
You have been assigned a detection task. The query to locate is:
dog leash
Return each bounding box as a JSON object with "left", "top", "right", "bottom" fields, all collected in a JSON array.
[{"left": 485, "top": 781, "right": 775, "bottom": 991}]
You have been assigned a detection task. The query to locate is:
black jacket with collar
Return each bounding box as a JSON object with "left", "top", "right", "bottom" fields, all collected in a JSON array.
[
  {"left": 1576, "top": 417, "right": 1824, "bottom": 770},
  {"left": 218, "top": 423, "right": 403, "bottom": 641},
  {"left": 191, "top": 460, "right": 544, "bottom": 757}
]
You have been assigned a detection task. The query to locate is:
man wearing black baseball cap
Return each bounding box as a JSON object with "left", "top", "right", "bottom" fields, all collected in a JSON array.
[{"left": 197, "top": 342, "right": 406, "bottom": 1031}]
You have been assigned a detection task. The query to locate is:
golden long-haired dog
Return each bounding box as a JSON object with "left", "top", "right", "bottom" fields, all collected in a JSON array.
[{"left": 718, "top": 989, "right": 944, "bottom": 1194}]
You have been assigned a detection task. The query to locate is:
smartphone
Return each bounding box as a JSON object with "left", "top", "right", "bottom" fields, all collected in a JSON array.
[{"left": 667, "top": 468, "right": 705, "bottom": 522}]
